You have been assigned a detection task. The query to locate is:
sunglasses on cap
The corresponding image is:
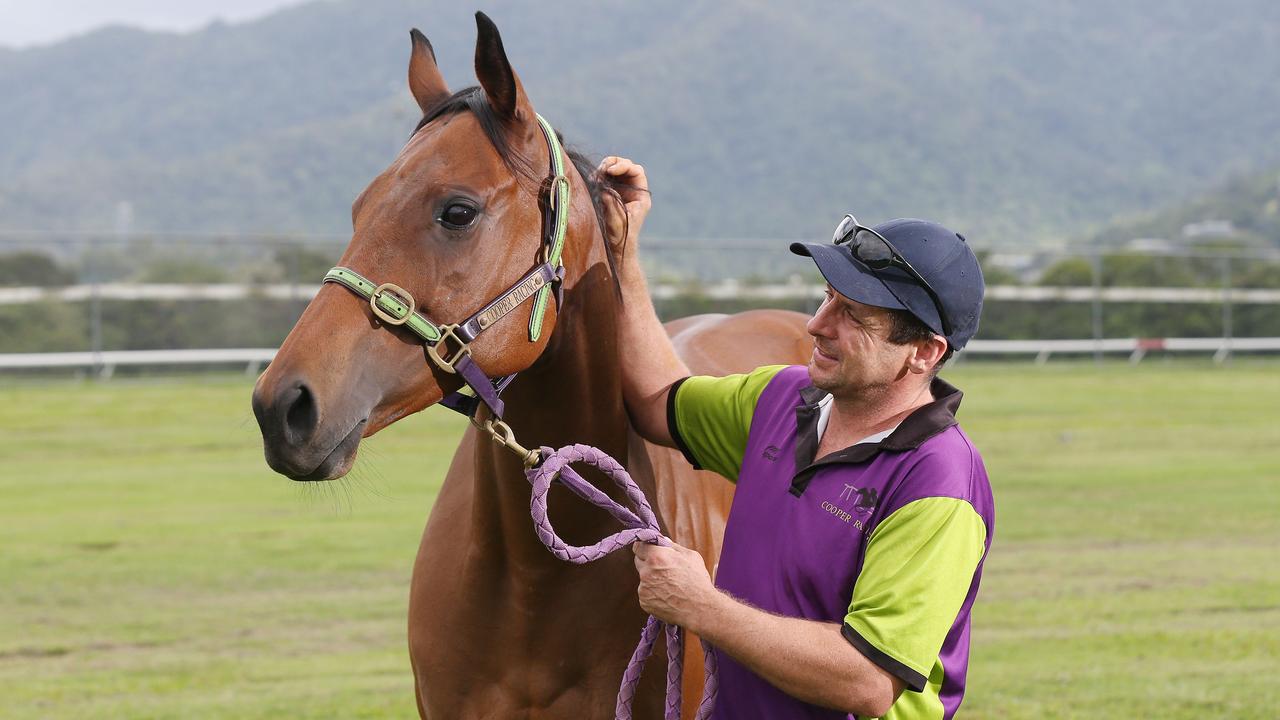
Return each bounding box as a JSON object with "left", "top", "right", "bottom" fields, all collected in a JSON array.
[{"left": 831, "top": 214, "right": 952, "bottom": 337}]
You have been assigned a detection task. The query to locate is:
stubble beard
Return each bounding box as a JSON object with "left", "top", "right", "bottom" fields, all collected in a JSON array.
[
  {"left": 808, "top": 357, "right": 893, "bottom": 406},
  {"left": 809, "top": 358, "right": 860, "bottom": 399}
]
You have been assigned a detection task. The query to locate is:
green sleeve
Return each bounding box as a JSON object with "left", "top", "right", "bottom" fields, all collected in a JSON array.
[
  {"left": 841, "top": 497, "right": 987, "bottom": 692},
  {"left": 668, "top": 365, "right": 787, "bottom": 481}
]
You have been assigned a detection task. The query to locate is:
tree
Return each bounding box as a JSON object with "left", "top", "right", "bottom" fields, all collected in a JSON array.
[{"left": 0, "top": 252, "right": 77, "bottom": 287}]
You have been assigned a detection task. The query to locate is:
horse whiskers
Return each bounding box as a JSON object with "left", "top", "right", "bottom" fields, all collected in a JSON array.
[
  {"left": 360, "top": 447, "right": 391, "bottom": 473},
  {"left": 346, "top": 457, "right": 397, "bottom": 503},
  {"left": 292, "top": 474, "right": 350, "bottom": 516},
  {"left": 333, "top": 476, "right": 356, "bottom": 515},
  {"left": 294, "top": 479, "right": 322, "bottom": 509}
]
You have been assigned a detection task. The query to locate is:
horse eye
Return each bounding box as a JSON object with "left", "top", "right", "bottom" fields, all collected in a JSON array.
[{"left": 439, "top": 202, "right": 478, "bottom": 229}]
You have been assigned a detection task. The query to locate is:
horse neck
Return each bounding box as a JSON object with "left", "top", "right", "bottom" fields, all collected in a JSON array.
[{"left": 469, "top": 222, "right": 634, "bottom": 567}]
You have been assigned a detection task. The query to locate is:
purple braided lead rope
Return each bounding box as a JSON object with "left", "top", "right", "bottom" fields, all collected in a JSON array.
[{"left": 527, "top": 443, "right": 719, "bottom": 720}]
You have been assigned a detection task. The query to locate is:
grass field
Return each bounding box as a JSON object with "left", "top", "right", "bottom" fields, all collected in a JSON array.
[{"left": 1, "top": 361, "right": 1278, "bottom": 719}]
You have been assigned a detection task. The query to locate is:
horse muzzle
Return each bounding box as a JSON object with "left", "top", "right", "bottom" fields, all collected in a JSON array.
[{"left": 252, "top": 375, "right": 367, "bottom": 481}]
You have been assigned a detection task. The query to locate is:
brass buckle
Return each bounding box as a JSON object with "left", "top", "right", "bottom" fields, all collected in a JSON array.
[
  {"left": 370, "top": 283, "right": 414, "bottom": 326},
  {"left": 427, "top": 323, "right": 470, "bottom": 374},
  {"left": 474, "top": 417, "right": 540, "bottom": 467}
]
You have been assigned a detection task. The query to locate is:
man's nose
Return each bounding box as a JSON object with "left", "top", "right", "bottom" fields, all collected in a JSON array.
[{"left": 806, "top": 305, "right": 832, "bottom": 338}]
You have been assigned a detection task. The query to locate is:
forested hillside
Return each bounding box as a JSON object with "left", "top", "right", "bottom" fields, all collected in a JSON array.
[
  {"left": 1088, "top": 166, "right": 1280, "bottom": 249},
  {"left": 3, "top": 0, "right": 1280, "bottom": 244}
]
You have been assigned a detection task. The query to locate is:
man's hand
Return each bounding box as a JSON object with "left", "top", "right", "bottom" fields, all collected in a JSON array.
[
  {"left": 603, "top": 153, "right": 688, "bottom": 448},
  {"left": 632, "top": 541, "right": 721, "bottom": 631},
  {"left": 636, "top": 541, "right": 906, "bottom": 717},
  {"left": 597, "top": 156, "right": 651, "bottom": 252}
]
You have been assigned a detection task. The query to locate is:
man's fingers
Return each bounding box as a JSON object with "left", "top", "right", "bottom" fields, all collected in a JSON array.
[
  {"left": 609, "top": 163, "right": 644, "bottom": 178},
  {"left": 608, "top": 162, "right": 643, "bottom": 176},
  {"left": 633, "top": 542, "right": 676, "bottom": 565},
  {"left": 633, "top": 542, "right": 657, "bottom": 576},
  {"left": 598, "top": 156, "right": 646, "bottom": 180}
]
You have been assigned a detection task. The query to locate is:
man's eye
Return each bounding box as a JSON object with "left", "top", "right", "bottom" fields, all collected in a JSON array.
[{"left": 439, "top": 203, "right": 478, "bottom": 229}]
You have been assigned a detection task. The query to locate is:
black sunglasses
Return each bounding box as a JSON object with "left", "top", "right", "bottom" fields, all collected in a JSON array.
[{"left": 832, "top": 214, "right": 952, "bottom": 337}]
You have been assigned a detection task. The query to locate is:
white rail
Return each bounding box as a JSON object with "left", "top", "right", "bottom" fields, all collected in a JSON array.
[
  {"left": 4, "top": 282, "right": 1280, "bottom": 305},
  {"left": 0, "top": 348, "right": 278, "bottom": 377},
  {"left": 0, "top": 283, "right": 317, "bottom": 304},
  {"left": 3, "top": 339, "right": 1279, "bottom": 376},
  {"left": 961, "top": 337, "right": 1280, "bottom": 364}
]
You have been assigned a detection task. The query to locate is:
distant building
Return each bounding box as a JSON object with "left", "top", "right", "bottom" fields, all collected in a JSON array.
[
  {"left": 1181, "top": 219, "right": 1236, "bottom": 238},
  {"left": 986, "top": 252, "right": 1038, "bottom": 283},
  {"left": 1125, "top": 237, "right": 1177, "bottom": 253}
]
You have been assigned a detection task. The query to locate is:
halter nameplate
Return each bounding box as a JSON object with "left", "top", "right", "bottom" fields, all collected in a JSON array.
[{"left": 477, "top": 271, "right": 546, "bottom": 330}]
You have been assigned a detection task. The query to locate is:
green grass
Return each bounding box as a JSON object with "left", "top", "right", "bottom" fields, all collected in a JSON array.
[{"left": 1, "top": 361, "right": 1277, "bottom": 718}]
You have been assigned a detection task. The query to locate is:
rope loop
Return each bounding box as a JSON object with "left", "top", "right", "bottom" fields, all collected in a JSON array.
[{"left": 525, "top": 444, "right": 719, "bottom": 720}]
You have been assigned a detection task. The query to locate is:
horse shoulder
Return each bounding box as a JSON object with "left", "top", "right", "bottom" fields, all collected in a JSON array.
[{"left": 668, "top": 309, "right": 813, "bottom": 375}]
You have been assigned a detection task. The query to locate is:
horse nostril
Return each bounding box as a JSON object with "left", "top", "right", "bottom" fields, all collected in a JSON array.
[{"left": 285, "top": 383, "right": 319, "bottom": 442}]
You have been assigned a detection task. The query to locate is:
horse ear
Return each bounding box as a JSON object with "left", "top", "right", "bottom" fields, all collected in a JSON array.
[
  {"left": 473, "top": 11, "right": 532, "bottom": 121},
  {"left": 408, "top": 28, "right": 450, "bottom": 114}
]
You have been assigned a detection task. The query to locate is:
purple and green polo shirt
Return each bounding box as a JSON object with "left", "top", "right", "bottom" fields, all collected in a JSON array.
[{"left": 667, "top": 365, "right": 994, "bottom": 720}]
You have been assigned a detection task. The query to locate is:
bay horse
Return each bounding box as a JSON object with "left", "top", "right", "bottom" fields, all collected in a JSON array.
[{"left": 251, "top": 13, "right": 811, "bottom": 718}]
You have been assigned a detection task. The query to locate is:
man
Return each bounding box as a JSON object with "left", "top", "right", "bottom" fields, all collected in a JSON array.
[{"left": 600, "top": 156, "right": 994, "bottom": 720}]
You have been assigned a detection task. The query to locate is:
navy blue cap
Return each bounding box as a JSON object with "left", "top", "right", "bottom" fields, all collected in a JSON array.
[{"left": 790, "top": 218, "right": 984, "bottom": 349}]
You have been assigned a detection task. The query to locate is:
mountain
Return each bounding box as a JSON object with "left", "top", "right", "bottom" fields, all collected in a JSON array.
[{"left": 3, "top": 0, "right": 1280, "bottom": 245}]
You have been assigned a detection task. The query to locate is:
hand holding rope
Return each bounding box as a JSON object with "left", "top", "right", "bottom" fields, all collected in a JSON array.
[{"left": 525, "top": 443, "right": 719, "bottom": 720}]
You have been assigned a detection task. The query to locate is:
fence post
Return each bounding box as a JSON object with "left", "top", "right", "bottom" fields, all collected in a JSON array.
[
  {"left": 1091, "top": 251, "right": 1104, "bottom": 363},
  {"left": 1219, "top": 256, "right": 1233, "bottom": 365},
  {"left": 88, "top": 236, "right": 104, "bottom": 377}
]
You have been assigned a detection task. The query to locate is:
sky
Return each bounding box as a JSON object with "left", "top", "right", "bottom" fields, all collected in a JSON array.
[{"left": 0, "top": 0, "right": 308, "bottom": 48}]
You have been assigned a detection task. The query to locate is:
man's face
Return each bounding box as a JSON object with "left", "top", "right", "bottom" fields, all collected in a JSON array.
[{"left": 805, "top": 285, "right": 916, "bottom": 399}]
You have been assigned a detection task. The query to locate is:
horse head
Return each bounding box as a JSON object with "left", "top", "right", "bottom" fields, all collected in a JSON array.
[{"left": 252, "top": 13, "right": 610, "bottom": 481}]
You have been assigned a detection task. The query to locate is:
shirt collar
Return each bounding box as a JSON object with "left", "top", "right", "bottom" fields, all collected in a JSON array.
[{"left": 790, "top": 377, "right": 963, "bottom": 497}]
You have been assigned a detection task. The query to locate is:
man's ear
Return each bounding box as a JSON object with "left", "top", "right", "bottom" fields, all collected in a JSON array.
[{"left": 910, "top": 335, "right": 949, "bottom": 374}]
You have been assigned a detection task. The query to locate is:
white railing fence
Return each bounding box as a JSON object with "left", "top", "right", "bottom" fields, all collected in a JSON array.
[
  {"left": 3, "top": 338, "right": 1278, "bottom": 377},
  {"left": 4, "top": 234, "right": 1279, "bottom": 374},
  {"left": 4, "top": 281, "right": 1280, "bottom": 306}
]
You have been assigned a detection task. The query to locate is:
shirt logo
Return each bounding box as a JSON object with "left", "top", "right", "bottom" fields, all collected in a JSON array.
[
  {"left": 838, "top": 483, "right": 879, "bottom": 514},
  {"left": 820, "top": 484, "right": 879, "bottom": 533},
  {"left": 762, "top": 445, "right": 781, "bottom": 461}
]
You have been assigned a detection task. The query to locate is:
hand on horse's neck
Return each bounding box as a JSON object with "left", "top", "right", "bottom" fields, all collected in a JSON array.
[{"left": 816, "top": 378, "right": 934, "bottom": 459}]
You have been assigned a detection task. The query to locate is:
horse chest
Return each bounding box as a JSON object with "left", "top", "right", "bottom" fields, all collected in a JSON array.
[
  {"left": 409, "top": 475, "right": 664, "bottom": 717},
  {"left": 410, "top": 581, "right": 662, "bottom": 718}
]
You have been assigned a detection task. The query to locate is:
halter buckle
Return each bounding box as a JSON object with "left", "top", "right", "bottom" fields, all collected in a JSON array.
[
  {"left": 548, "top": 173, "right": 570, "bottom": 213},
  {"left": 370, "top": 283, "right": 414, "bottom": 326},
  {"left": 427, "top": 324, "right": 471, "bottom": 374}
]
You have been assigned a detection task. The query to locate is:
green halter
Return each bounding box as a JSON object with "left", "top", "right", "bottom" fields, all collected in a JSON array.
[{"left": 321, "top": 113, "right": 571, "bottom": 420}]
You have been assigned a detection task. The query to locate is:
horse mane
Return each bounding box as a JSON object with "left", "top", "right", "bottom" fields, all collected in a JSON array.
[{"left": 416, "top": 86, "right": 628, "bottom": 299}]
